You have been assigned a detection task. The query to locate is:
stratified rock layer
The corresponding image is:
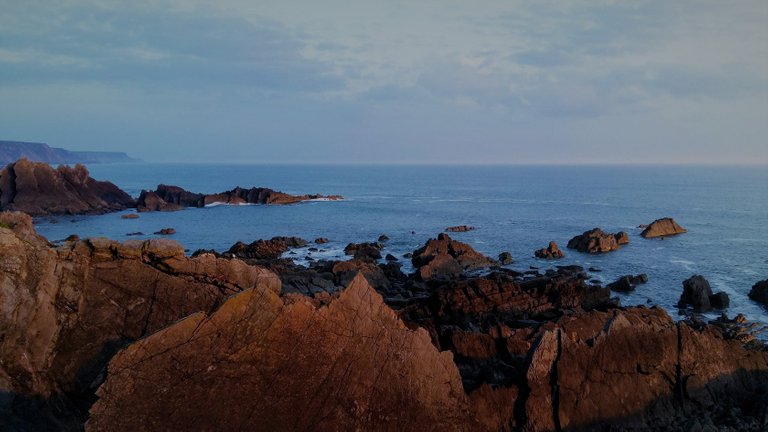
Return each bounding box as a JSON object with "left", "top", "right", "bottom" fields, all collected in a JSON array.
[
  {"left": 641, "top": 217, "right": 687, "bottom": 238},
  {"left": 0, "top": 159, "right": 135, "bottom": 215}
]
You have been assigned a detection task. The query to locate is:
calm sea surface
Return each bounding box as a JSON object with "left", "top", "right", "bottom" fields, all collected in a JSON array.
[{"left": 35, "top": 164, "right": 768, "bottom": 325}]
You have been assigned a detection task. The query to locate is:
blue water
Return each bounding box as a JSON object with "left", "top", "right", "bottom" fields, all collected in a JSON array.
[{"left": 35, "top": 164, "right": 768, "bottom": 326}]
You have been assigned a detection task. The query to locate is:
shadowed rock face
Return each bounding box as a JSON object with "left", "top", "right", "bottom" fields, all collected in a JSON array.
[
  {"left": 0, "top": 159, "right": 135, "bottom": 216},
  {"left": 567, "top": 228, "right": 629, "bottom": 254},
  {"left": 750, "top": 279, "right": 768, "bottom": 306},
  {"left": 641, "top": 217, "right": 687, "bottom": 238},
  {"left": 136, "top": 184, "right": 342, "bottom": 212},
  {"left": 0, "top": 212, "right": 278, "bottom": 427},
  {"left": 87, "top": 275, "right": 475, "bottom": 432}
]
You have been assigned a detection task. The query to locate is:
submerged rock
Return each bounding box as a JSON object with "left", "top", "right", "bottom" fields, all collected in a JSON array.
[
  {"left": 445, "top": 225, "right": 475, "bottom": 232},
  {"left": 153, "top": 228, "right": 176, "bottom": 235},
  {"left": 641, "top": 217, "right": 687, "bottom": 238}
]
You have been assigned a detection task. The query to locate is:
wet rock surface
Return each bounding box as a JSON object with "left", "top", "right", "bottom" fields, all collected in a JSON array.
[{"left": 534, "top": 241, "right": 565, "bottom": 259}]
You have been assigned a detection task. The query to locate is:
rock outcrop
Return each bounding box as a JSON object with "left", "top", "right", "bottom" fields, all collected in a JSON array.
[
  {"left": 534, "top": 241, "right": 565, "bottom": 259},
  {"left": 445, "top": 225, "right": 475, "bottom": 232},
  {"left": 641, "top": 217, "right": 687, "bottom": 238},
  {"left": 411, "top": 233, "right": 495, "bottom": 281},
  {"left": 678, "top": 275, "right": 730, "bottom": 311},
  {"left": 0, "top": 212, "right": 278, "bottom": 428},
  {"left": 344, "top": 241, "right": 383, "bottom": 261},
  {"left": 136, "top": 184, "right": 342, "bottom": 212},
  {"left": 0, "top": 159, "right": 135, "bottom": 216},
  {"left": 226, "top": 236, "right": 308, "bottom": 260},
  {"left": 88, "top": 275, "right": 475, "bottom": 432},
  {"left": 748, "top": 279, "right": 768, "bottom": 306},
  {"left": 607, "top": 273, "right": 648, "bottom": 292},
  {"left": 567, "top": 228, "right": 629, "bottom": 254}
]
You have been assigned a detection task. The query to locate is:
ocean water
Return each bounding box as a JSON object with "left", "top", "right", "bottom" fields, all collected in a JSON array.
[{"left": 35, "top": 164, "right": 768, "bottom": 326}]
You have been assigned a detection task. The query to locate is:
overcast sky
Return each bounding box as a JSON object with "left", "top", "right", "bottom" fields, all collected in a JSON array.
[{"left": 1, "top": 0, "right": 766, "bottom": 164}]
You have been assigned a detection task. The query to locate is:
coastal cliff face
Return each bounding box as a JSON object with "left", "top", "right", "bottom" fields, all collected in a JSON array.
[
  {"left": 0, "top": 212, "right": 278, "bottom": 429},
  {"left": 0, "top": 159, "right": 135, "bottom": 216},
  {"left": 0, "top": 213, "right": 766, "bottom": 431}
]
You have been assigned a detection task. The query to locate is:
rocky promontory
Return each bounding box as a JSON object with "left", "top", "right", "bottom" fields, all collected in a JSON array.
[
  {"left": 136, "top": 184, "right": 342, "bottom": 212},
  {"left": 0, "top": 159, "right": 135, "bottom": 216}
]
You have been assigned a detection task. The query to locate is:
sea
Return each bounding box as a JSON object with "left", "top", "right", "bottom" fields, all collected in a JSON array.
[{"left": 34, "top": 163, "right": 768, "bottom": 326}]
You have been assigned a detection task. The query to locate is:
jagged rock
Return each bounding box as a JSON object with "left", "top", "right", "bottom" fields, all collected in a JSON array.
[
  {"left": 498, "top": 251, "right": 513, "bottom": 265},
  {"left": 0, "top": 213, "right": 278, "bottom": 428},
  {"left": 445, "top": 225, "right": 475, "bottom": 232},
  {"left": 331, "top": 259, "right": 390, "bottom": 291},
  {"left": 227, "top": 237, "right": 308, "bottom": 260},
  {"left": 641, "top": 217, "right": 687, "bottom": 238},
  {"left": 343, "top": 242, "right": 382, "bottom": 261},
  {"left": 678, "top": 275, "right": 730, "bottom": 312},
  {"left": 748, "top": 279, "right": 768, "bottom": 306},
  {"left": 0, "top": 159, "right": 135, "bottom": 216},
  {"left": 607, "top": 274, "right": 648, "bottom": 292},
  {"left": 385, "top": 253, "right": 398, "bottom": 261},
  {"left": 136, "top": 184, "right": 341, "bottom": 212},
  {"left": 88, "top": 275, "right": 475, "bottom": 431},
  {"left": 411, "top": 233, "right": 495, "bottom": 281},
  {"left": 567, "top": 228, "right": 629, "bottom": 254},
  {"left": 534, "top": 241, "right": 565, "bottom": 259}
]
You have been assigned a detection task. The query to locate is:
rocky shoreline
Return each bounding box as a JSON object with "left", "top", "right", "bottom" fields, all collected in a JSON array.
[
  {"left": 0, "top": 159, "right": 342, "bottom": 216},
  {"left": 1, "top": 212, "right": 766, "bottom": 431}
]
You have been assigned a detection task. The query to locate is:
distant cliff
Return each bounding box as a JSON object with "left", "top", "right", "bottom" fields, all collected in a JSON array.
[{"left": 0, "top": 140, "right": 140, "bottom": 164}]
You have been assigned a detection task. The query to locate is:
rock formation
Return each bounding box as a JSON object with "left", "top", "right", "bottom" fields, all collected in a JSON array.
[
  {"left": 0, "top": 212, "right": 278, "bottom": 429},
  {"left": 567, "top": 228, "right": 629, "bottom": 254},
  {"left": 534, "top": 241, "right": 565, "bottom": 259},
  {"left": 226, "top": 236, "right": 308, "bottom": 260},
  {"left": 748, "top": 279, "right": 768, "bottom": 306},
  {"left": 136, "top": 184, "right": 342, "bottom": 212},
  {"left": 0, "top": 159, "right": 135, "bottom": 216},
  {"left": 678, "top": 275, "right": 730, "bottom": 311},
  {"left": 445, "top": 225, "right": 475, "bottom": 232},
  {"left": 607, "top": 273, "right": 648, "bottom": 292},
  {"left": 641, "top": 217, "right": 687, "bottom": 238},
  {"left": 411, "top": 233, "right": 496, "bottom": 281},
  {"left": 498, "top": 251, "right": 513, "bottom": 265}
]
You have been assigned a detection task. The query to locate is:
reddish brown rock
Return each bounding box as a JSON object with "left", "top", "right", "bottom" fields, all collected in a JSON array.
[
  {"left": 0, "top": 159, "right": 135, "bottom": 216},
  {"left": 641, "top": 217, "right": 687, "bottom": 238},
  {"left": 411, "top": 233, "right": 495, "bottom": 281},
  {"left": 226, "top": 236, "right": 308, "bottom": 260},
  {"left": 534, "top": 241, "right": 565, "bottom": 259},
  {"left": 87, "top": 275, "right": 476, "bottom": 432},
  {"left": 120, "top": 213, "right": 139, "bottom": 219},
  {"left": 445, "top": 225, "right": 475, "bottom": 232},
  {"left": 0, "top": 214, "right": 278, "bottom": 427},
  {"left": 567, "top": 228, "right": 629, "bottom": 254},
  {"left": 137, "top": 184, "right": 342, "bottom": 212}
]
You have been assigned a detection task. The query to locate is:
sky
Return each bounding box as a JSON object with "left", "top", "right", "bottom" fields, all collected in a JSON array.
[{"left": 0, "top": 0, "right": 766, "bottom": 164}]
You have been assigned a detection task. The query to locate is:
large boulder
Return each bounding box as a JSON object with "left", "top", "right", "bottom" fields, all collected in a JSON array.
[
  {"left": 748, "top": 279, "right": 768, "bottom": 306},
  {"left": 411, "top": 233, "right": 495, "bottom": 281},
  {"left": 0, "top": 159, "right": 135, "bottom": 216},
  {"left": 641, "top": 217, "right": 687, "bottom": 238},
  {"left": 567, "top": 228, "right": 629, "bottom": 254},
  {"left": 678, "top": 275, "right": 730, "bottom": 311},
  {"left": 534, "top": 241, "right": 565, "bottom": 259},
  {"left": 226, "top": 236, "right": 308, "bottom": 260}
]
